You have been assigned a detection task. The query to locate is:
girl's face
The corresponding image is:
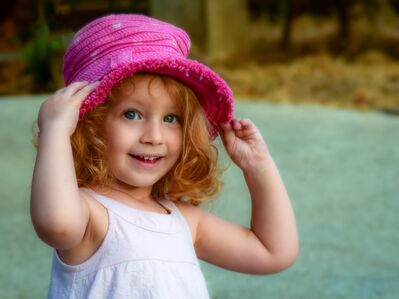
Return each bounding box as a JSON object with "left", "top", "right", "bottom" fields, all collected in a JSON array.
[{"left": 104, "top": 76, "right": 183, "bottom": 191}]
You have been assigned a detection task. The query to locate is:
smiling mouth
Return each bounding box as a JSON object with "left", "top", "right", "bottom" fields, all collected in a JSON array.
[{"left": 129, "top": 154, "right": 163, "bottom": 164}]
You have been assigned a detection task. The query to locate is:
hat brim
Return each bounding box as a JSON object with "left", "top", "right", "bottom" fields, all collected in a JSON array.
[{"left": 79, "top": 57, "right": 234, "bottom": 139}]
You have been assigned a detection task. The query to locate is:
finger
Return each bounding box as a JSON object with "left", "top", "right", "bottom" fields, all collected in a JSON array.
[
  {"left": 238, "top": 118, "right": 257, "bottom": 131},
  {"left": 231, "top": 118, "right": 243, "bottom": 131},
  {"left": 239, "top": 118, "right": 253, "bottom": 128},
  {"left": 234, "top": 119, "right": 260, "bottom": 139},
  {"left": 63, "top": 81, "right": 90, "bottom": 96},
  {"left": 55, "top": 87, "right": 66, "bottom": 95},
  {"left": 73, "top": 81, "right": 100, "bottom": 103},
  {"left": 220, "top": 122, "right": 236, "bottom": 148}
]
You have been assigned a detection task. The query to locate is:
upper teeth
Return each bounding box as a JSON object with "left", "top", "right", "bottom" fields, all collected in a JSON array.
[{"left": 142, "top": 156, "right": 157, "bottom": 161}]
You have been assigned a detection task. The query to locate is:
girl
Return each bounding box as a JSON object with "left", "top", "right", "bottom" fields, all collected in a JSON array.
[{"left": 31, "top": 14, "right": 298, "bottom": 298}]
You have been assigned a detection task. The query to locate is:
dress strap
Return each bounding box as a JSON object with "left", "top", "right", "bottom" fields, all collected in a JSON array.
[
  {"left": 81, "top": 188, "right": 182, "bottom": 234},
  {"left": 81, "top": 188, "right": 114, "bottom": 209},
  {"left": 158, "top": 198, "right": 195, "bottom": 243}
]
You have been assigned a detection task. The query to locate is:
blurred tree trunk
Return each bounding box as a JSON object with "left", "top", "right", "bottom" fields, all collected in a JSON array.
[
  {"left": 150, "top": 0, "right": 206, "bottom": 55},
  {"left": 205, "top": 0, "right": 249, "bottom": 62},
  {"left": 150, "top": 0, "right": 249, "bottom": 61},
  {"left": 37, "top": 0, "right": 47, "bottom": 26}
]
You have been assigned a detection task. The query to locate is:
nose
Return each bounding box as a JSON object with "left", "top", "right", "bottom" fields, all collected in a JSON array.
[{"left": 139, "top": 119, "right": 164, "bottom": 145}]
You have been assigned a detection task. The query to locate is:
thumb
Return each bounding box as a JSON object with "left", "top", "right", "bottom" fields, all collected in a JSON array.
[{"left": 219, "top": 122, "right": 235, "bottom": 150}]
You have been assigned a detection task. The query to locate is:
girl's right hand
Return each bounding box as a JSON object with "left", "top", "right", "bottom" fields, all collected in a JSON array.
[{"left": 38, "top": 81, "right": 99, "bottom": 136}]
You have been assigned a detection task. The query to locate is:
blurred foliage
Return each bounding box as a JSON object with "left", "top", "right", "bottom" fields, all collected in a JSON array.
[
  {"left": 248, "top": 0, "right": 288, "bottom": 20},
  {"left": 1, "top": 0, "right": 398, "bottom": 112},
  {"left": 23, "top": 24, "right": 66, "bottom": 89}
]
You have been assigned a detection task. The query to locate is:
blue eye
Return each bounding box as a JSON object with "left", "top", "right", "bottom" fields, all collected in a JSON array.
[
  {"left": 124, "top": 111, "right": 141, "bottom": 120},
  {"left": 164, "top": 115, "right": 179, "bottom": 123}
]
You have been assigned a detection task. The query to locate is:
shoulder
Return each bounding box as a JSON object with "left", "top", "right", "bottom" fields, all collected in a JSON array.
[
  {"left": 79, "top": 188, "right": 108, "bottom": 237},
  {"left": 79, "top": 188, "right": 108, "bottom": 225},
  {"left": 174, "top": 200, "right": 204, "bottom": 244},
  {"left": 57, "top": 188, "right": 108, "bottom": 265}
]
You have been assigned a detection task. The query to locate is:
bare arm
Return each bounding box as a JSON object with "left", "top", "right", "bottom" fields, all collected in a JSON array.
[
  {"left": 244, "top": 155, "right": 298, "bottom": 272},
  {"left": 195, "top": 119, "right": 298, "bottom": 274},
  {"left": 30, "top": 82, "right": 98, "bottom": 249}
]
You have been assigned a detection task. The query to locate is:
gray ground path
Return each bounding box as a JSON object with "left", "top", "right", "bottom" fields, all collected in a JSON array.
[{"left": 0, "top": 96, "right": 398, "bottom": 299}]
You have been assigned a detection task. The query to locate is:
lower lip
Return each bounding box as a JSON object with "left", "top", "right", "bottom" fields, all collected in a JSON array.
[{"left": 130, "top": 155, "right": 162, "bottom": 169}]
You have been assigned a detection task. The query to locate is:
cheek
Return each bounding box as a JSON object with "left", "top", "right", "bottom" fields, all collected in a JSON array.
[
  {"left": 104, "top": 133, "right": 117, "bottom": 154},
  {"left": 104, "top": 121, "right": 127, "bottom": 151},
  {"left": 103, "top": 132, "right": 127, "bottom": 167},
  {"left": 172, "top": 131, "right": 183, "bottom": 155}
]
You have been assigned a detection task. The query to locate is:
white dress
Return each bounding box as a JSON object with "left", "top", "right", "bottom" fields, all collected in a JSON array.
[{"left": 47, "top": 190, "right": 210, "bottom": 299}]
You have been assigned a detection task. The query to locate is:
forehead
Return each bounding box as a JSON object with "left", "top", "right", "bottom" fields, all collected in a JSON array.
[{"left": 110, "top": 75, "right": 179, "bottom": 110}]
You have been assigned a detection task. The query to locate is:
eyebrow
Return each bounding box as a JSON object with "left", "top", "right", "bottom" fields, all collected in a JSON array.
[{"left": 113, "top": 97, "right": 180, "bottom": 115}]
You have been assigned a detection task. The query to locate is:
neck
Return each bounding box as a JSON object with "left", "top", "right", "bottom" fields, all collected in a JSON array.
[{"left": 103, "top": 180, "right": 154, "bottom": 203}]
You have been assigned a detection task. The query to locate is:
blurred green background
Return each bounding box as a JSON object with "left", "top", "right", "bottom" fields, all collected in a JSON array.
[
  {"left": 1, "top": 1, "right": 399, "bottom": 298},
  {"left": 1, "top": 97, "right": 398, "bottom": 298}
]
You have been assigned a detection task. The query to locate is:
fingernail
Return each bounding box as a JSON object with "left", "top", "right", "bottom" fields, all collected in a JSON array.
[{"left": 221, "top": 123, "right": 229, "bottom": 129}]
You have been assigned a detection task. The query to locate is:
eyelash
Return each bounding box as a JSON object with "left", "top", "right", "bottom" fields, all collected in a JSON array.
[
  {"left": 164, "top": 115, "right": 179, "bottom": 123},
  {"left": 123, "top": 110, "right": 180, "bottom": 124},
  {"left": 123, "top": 110, "right": 141, "bottom": 120}
]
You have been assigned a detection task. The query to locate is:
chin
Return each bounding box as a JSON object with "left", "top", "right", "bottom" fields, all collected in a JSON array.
[{"left": 119, "top": 175, "right": 162, "bottom": 189}]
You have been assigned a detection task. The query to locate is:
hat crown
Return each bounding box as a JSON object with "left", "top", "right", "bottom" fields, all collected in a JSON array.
[
  {"left": 63, "top": 14, "right": 191, "bottom": 84},
  {"left": 61, "top": 14, "right": 233, "bottom": 138}
]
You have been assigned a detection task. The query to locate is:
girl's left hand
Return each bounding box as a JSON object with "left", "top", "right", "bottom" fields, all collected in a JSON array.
[{"left": 220, "top": 118, "right": 270, "bottom": 171}]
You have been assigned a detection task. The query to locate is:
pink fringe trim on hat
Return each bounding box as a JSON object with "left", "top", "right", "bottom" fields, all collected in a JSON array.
[{"left": 80, "top": 58, "right": 234, "bottom": 138}]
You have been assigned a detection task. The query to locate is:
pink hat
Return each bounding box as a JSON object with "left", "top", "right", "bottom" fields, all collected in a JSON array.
[{"left": 63, "top": 14, "right": 234, "bottom": 138}]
